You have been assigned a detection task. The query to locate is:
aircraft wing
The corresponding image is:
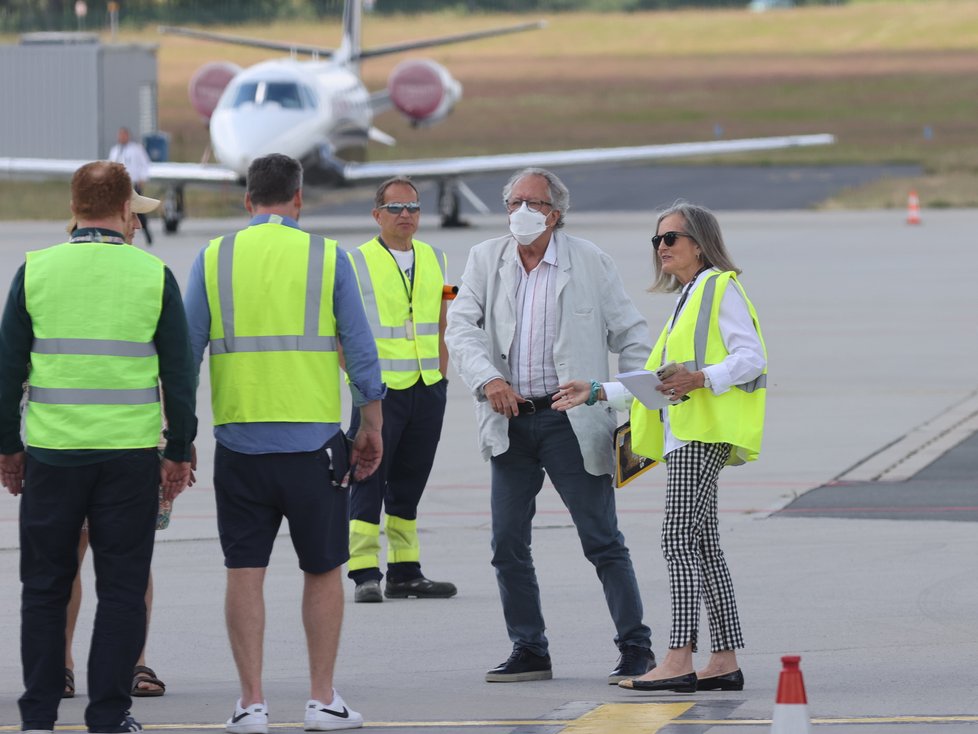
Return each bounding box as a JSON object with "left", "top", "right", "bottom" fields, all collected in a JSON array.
[
  {"left": 158, "top": 25, "right": 337, "bottom": 58},
  {"left": 1, "top": 134, "right": 833, "bottom": 189},
  {"left": 339, "top": 134, "right": 836, "bottom": 182},
  {"left": 158, "top": 21, "right": 544, "bottom": 61},
  {"left": 0, "top": 157, "right": 240, "bottom": 184}
]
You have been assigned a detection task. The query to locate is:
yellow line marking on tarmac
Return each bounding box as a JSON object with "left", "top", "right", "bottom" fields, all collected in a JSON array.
[
  {"left": 670, "top": 716, "right": 978, "bottom": 726},
  {"left": 563, "top": 703, "right": 695, "bottom": 733}
]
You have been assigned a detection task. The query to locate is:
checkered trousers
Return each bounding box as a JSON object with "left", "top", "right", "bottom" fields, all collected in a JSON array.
[{"left": 662, "top": 441, "right": 744, "bottom": 653}]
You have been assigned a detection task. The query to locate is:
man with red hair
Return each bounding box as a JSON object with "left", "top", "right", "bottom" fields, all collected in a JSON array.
[{"left": 0, "top": 161, "right": 197, "bottom": 734}]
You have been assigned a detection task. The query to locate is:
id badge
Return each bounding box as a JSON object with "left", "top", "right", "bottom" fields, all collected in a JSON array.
[{"left": 404, "top": 317, "right": 414, "bottom": 340}]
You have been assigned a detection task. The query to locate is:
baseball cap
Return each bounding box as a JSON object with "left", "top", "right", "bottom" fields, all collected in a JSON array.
[{"left": 131, "top": 189, "right": 160, "bottom": 214}]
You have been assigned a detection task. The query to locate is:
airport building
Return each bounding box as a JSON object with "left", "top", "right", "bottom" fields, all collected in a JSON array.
[{"left": 0, "top": 34, "right": 159, "bottom": 161}]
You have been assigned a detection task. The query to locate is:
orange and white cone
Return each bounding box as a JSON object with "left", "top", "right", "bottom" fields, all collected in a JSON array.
[
  {"left": 771, "top": 655, "right": 811, "bottom": 734},
  {"left": 906, "top": 190, "right": 921, "bottom": 225}
]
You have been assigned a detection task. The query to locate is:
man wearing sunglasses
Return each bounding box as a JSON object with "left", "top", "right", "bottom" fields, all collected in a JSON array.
[
  {"left": 344, "top": 177, "right": 456, "bottom": 604},
  {"left": 446, "top": 167, "right": 656, "bottom": 685}
]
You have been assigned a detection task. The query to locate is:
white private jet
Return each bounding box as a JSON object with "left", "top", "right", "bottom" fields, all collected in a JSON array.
[{"left": 0, "top": 0, "right": 834, "bottom": 232}]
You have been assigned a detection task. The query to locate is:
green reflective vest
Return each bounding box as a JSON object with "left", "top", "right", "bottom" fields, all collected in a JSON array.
[
  {"left": 631, "top": 271, "right": 767, "bottom": 465},
  {"left": 348, "top": 238, "right": 446, "bottom": 390},
  {"left": 24, "top": 242, "right": 164, "bottom": 449},
  {"left": 203, "top": 223, "right": 340, "bottom": 425}
]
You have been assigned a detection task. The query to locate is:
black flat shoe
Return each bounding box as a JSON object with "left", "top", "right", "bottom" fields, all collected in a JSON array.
[
  {"left": 697, "top": 669, "right": 744, "bottom": 691},
  {"left": 619, "top": 672, "right": 697, "bottom": 692}
]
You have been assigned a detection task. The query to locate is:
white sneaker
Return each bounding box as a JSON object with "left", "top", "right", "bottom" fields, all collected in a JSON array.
[
  {"left": 225, "top": 699, "right": 269, "bottom": 734},
  {"left": 304, "top": 690, "right": 363, "bottom": 731}
]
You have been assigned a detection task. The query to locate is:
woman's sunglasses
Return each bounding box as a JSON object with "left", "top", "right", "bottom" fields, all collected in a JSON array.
[{"left": 651, "top": 231, "right": 695, "bottom": 251}]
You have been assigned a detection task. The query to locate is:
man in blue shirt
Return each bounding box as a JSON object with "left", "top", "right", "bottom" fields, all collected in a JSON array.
[{"left": 183, "top": 154, "right": 384, "bottom": 734}]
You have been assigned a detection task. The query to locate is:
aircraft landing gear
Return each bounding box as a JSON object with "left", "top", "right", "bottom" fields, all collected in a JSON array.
[
  {"left": 438, "top": 177, "right": 492, "bottom": 228},
  {"left": 163, "top": 185, "right": 185, "bottom": 234},
  {"left": 438, "top": 179, "right": 467, "bottom": 228}
]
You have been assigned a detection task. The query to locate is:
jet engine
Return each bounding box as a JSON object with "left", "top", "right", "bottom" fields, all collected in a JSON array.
[
  {"left": 387, "top": 59, "right": 462, "bottom": 128},
  {"left": 188, "top": 61, "right": 242, "bottom": 122}
]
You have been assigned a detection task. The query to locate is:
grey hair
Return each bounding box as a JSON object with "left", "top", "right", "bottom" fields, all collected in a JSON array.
[
  {"left": 501, "top": 167, "right": 570, "bottom": 229},
  {"left": 650, "top": 200, "right": 741, "bottom": 293},
  {"left": 374, "top": 176, "right": 419, "bottom": 208}
]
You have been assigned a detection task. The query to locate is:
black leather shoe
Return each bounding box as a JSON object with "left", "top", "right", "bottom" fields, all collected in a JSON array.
[
  {"left": 486, "top": 647, "right": 553, "bottom": 682},
  {"left": 618, "top": 672, "right": 697, "bottom": 692},
  {"left": 354, "top": 579, "right": 383, "bottom": 603},
  {"left": 697, "top": 669, "right": 744, "bottom": 691},
  {"left": 608, "top": 645, "right": 656, "bottom": 684},
  {"left": 384, "top": 576, "right": 457, "bottom": 599}
]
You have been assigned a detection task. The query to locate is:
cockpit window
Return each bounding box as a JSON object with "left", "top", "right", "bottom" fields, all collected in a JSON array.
[{"left": 225, "top": 81, "right": 315, "bottom": 110}]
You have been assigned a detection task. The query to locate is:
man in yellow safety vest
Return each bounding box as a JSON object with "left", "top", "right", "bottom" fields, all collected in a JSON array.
[
  {"left": 346, "top": 177, "right": 456, "bottom": 604},
  {"left": 0, "top": 161, "right": 196, "bottom": 733}
]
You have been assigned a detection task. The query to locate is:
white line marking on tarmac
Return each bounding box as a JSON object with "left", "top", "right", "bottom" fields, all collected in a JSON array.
[{"left": 836, "top": 389, "right": 978, "bottom": 482}]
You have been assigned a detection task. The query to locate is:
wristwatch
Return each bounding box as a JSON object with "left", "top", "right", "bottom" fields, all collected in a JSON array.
[{"left": 702, "top": 371, "right": 712, "bottom": 390}]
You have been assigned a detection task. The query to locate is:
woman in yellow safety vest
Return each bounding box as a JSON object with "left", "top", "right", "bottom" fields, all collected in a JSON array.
[{"left": 552, "top": 201, "right": 766, "bottom": 694}]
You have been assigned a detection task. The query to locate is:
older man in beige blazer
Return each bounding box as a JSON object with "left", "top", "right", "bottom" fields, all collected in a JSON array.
[{"left": 446, "top": 167, "right": 656, "bottom": 686}]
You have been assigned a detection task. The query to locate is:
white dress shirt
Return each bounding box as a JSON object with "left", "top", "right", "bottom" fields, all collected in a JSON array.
[{"left": 509, "top": 235, "right": 560, "bottom": 399}]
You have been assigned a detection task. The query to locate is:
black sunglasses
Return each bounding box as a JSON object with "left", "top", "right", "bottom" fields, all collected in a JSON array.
[
  {"left": 651, "top": 231, "right": 695, "bottom": 251},
  {"left": 378, "top": 202, "right": 421, "bottom": 215}
]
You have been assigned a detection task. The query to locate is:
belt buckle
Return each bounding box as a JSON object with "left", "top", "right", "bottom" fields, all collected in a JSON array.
[{"left": 519, "top": 400, "right": 536, "bottom": 416}]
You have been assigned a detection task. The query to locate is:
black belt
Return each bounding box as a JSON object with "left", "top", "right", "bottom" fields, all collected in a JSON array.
[{"left": 516, "top": 395, "right": 554, "bottom": 416}]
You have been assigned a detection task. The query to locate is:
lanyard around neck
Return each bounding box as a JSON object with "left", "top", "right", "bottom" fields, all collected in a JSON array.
[
  {"left": 670, "top": 266, "right": 711, "bottom": 330},
  {"left": 378, "top": 236, "right": 415, "bottom": 308}
]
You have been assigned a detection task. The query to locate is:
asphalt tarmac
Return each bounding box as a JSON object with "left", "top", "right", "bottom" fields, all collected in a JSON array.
[
  {"left": 306, "top": 163, "right": 922, "bottom": 218},
  {"left": 0, "top": 204, "right": 976, "bottom": 733}
]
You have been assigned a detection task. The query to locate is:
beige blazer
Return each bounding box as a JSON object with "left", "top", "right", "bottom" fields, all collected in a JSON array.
[{"left": 445, "top": 231, "right": 651, "bottom": 477}]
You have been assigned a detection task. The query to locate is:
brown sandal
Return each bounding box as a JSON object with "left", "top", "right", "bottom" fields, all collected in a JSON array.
[
  {"left": 62, "top": 668, "right": 75, "bottom": 699},
  {"left": 131, "top": 665, "right": 166, "bottom": 697}
]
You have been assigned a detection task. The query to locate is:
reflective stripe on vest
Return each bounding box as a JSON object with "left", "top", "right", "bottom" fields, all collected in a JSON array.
[
  {"left": 28, "top": 386, "right": 160, "bottom": 405},
  {"left": 204, "top": 225, "right": 341, "bottom": 425},
  {"left": 31, "top": 337, "right": 157, "bottom": 357},
  {"left": 349, "top": 239, "right": 445, "bottom": 387}
]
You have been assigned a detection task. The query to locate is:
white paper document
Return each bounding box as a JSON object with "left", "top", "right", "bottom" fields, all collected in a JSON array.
[{"left": 615, "top": 369, "right": 679, "bottom": 410}]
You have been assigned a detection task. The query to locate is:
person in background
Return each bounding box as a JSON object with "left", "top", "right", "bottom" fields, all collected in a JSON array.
[
  {"left": 182, "top": 153, "right": 383, "bottom": 733},
  {"left": 0, "top": 161, "right": 196, "bottom": 733},
  {"left": 109, "top": 127, "right": 154, "bottom": 246},
  {"left": 345, "top": 177, "right": 456, "bottom": 604},
  {"left": 554, "top": 201, "right": 766, "bottom": 693},
  {"left": 445, "top": 167, "right": 656, "bottom": 685}
]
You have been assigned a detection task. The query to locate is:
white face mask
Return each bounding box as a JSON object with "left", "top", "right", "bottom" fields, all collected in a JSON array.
[{"left": 509, "top": 203, "right": 549, "bottom": 245}]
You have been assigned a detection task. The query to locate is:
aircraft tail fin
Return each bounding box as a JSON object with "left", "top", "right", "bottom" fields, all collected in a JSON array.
[{"left": 335, "top": 0, "right": 362, "bottom": 68}]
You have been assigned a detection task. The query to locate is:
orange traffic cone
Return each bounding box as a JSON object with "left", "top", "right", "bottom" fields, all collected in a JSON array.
[
  {"left": 906, "top": 190, "right": 921, "bottom": 225},
  {"left": 771, "top": 655, "right": 811, "bottom": 734}
]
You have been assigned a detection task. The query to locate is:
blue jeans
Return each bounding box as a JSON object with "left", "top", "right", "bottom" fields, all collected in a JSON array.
[{"left": 490, "top": 409, "right": 651, "bottom": 656}]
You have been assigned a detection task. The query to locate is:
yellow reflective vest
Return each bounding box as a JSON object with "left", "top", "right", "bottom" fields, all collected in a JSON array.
[
  {"left": 203, "top": 223, "right": 341, "bottom": 425},
  {"left": 631, "top": 271, "right": 766, "bottom": 465},
  {"left": 348, "top": 237, "right": 446, "bottom": 390},
  {"left": 24, "top": 242, "right": 164, "bottom": 449}
]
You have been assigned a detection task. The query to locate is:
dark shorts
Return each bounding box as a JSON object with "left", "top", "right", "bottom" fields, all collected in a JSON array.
[{"left": 214, "top": 437, "right": 350, "bottom": 573}]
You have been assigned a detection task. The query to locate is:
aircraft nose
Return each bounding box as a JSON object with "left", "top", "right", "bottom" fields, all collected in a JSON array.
[
  {"left": 210, "top": 110, "right": 255, "bottom": 176},
  {"left": 210, "top": 106, "right": 317, "bottom": 177}
]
